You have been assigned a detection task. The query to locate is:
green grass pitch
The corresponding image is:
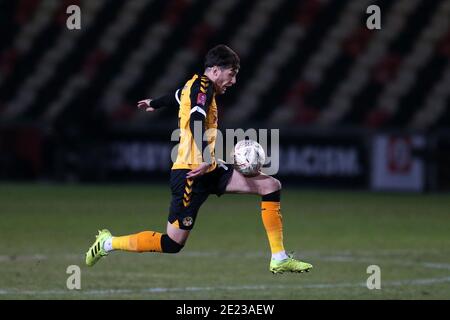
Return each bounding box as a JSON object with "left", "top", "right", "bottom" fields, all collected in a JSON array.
[{"left": 0, "top": 183, "right": 449, "bottom": 299}]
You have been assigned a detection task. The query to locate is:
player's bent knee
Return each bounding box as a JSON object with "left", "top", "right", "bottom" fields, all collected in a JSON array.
[
  {"left": 275, "top": 178, "right": 282, "bottom": 191},
  {"left": 161, "top": 234, "right": 184, "bottom": 253},
  {"left": 261, "top": 177, "right": 281, "bottom": 195},
  {"left": 270, "top": 178, "right": 281, "bottom": 193}
]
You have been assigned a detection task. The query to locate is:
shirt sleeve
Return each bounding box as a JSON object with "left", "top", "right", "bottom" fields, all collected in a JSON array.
[{"left": 149, "top": 88, "right": 182, "bottom": 109}]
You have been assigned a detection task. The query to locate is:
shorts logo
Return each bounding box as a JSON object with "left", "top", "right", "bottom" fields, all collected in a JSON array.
[
  {"left": 182, "top": 216, "right": 193, "bottom": 227},
  {"left": 197, "top": 93, "right": 206, "bottom": 106}
]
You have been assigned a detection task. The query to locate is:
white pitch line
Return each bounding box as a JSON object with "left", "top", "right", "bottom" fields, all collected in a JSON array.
[
  {"left": 422, "top": 263, "right": 450, "bottom": 270},
  {"left": 0, "top": 254, "right": 48, "bottom": 262},
  {"left": 1, "top": 276, "right": 450, "bottom": 296},
  {"left": 2, "top": 252, "right": 450, "bottom": 270}
]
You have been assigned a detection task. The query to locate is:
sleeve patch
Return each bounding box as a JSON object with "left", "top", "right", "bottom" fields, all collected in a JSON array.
[{"left": 196, "top": 92, "right": 207, "bottom": 106}]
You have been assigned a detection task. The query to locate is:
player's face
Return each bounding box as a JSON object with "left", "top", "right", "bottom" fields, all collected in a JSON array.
[{"left": 214, "top": 67, "right": 238, "bottom": 95}]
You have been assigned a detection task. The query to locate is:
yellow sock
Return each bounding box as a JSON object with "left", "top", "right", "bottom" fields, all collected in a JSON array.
[
  {"left": 261, "top": 201, "right": 285, "bottom": 254},
  {"left": 112, "top": 231, "right": 162, "bottom": 252}
]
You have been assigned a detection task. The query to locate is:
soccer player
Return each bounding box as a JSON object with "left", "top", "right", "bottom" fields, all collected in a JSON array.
[{"left": 85, "top": 45, "right": 312, "bottom": 274}]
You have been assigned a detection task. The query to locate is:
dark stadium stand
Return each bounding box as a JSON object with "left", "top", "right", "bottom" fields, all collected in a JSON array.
[{"left": 0, "top": 0, "right": 449, "bottom": 133}]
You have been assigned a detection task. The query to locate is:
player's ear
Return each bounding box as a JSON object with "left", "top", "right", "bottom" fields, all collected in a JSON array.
[{"left": 212, "top": 66, "right": 221, "bottom": 77}]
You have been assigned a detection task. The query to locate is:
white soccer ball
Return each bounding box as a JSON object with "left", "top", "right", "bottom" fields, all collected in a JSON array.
[{"left": 233, "top": 140, "right": 266, "bottom": 176}]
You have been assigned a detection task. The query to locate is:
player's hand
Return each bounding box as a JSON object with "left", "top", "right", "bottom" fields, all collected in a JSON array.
[
  {"left": 186, "top": 162, "right": 210, "bottom": 179},
  {"left": 137, "top": 99, "right": 155, "bottom": 112}
]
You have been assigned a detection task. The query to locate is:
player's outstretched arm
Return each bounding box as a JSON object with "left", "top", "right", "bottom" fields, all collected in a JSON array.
[
  {"left": 137, "top": 99, "right": 155, "bottom": 112},
  {"left": 137, "top": 88, "right": 182, "bottom": 112}
]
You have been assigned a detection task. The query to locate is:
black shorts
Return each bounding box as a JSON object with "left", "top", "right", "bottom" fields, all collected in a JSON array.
[{"left": 168, "top": 163, "right": 234, "bottom": 230}]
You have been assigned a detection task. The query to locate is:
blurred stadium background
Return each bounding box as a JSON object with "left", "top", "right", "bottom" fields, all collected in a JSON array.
[{"left": 1, "top": 0, "right": 450, "bottom": 300}]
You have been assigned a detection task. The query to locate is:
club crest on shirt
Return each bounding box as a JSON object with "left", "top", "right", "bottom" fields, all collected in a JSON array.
[{"left": 197, "top": 93, "right": 206, "bottom": 106}]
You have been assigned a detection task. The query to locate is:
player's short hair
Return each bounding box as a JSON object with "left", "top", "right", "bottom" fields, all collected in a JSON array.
[{"left": 204, "top": 45, "right": 240, "bottom": 72}]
